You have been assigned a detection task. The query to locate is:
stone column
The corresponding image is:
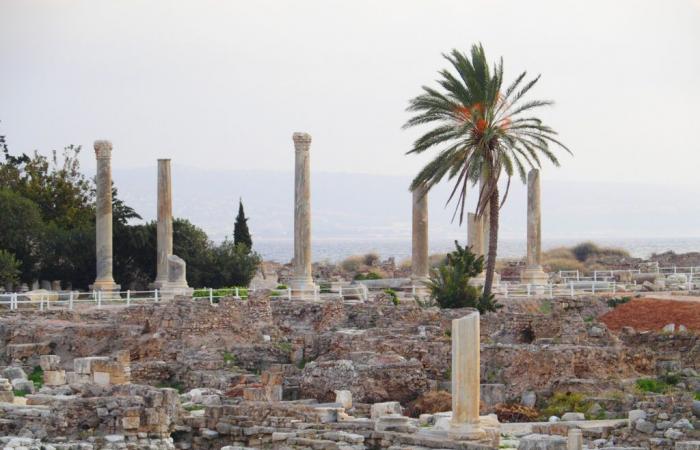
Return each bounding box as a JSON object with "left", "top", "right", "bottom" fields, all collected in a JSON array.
[
  {"left": 468, "top": 213, "right": 486, "bottom": 286},
  {"left": 291, "top": 132, "right": 316, "bottom": 295},
  {"left": 521, "top": 169, "right": 548, "bottom": 284},
  {"left": 450, "top": 311, "right": 486, "bottom": 440},
  {"left": 467, "top": 213, "right": 484, "bottom": 257},
  {"left": 154, "top": 159, "right": 173, "bottom": 288},
  {"left": 567, "top": 429, "right": 583, "bottom": 450},
  {"left": 92, "top": 140, "right": 119, "bottom": 292},
  {"left": 411, "top": 185, "right": 429, "bottom": 283}
]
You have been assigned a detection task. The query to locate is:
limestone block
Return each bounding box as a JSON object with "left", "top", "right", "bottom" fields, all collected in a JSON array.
[
  {"left": 374, "top": 415, "right": 416, "bottom": 432},
  {"left": 517, "top": 434, "right": 567, "bottom": 450},
  {"left": 11, "top": 378, "right": 35, "bottom": 394},
  {"left": 65, "top": 371, "right": 91, "bottom": 384},
  {"left": 0, "top": 378, "right": 13, "bottom": 391},
  {"left": 39, "top": 354, "right": 61, "bottom": 371},
  {"left": 3, "top": 366, "right": 27, "bottom": 380},
  {"left": 243, "top": 388, "right": 267, "bottom": 401},
  {"left": 370, "top": 401, "right": 403, "bottom": 419},
  {"left": 635, "top": 419, "right": 655, "bottom": 434},
  {"left": 43, "top": 370, "right": 66, "bottom": 386},
  {"left": 481, "top": 383, "right": 505, "bottom": 410},
  {"left": 521, "top": 390, "right": 537, "bottom": 408},
  {"left": 93, "top": 371, "right": 111, "bottom": 386},
  {"left": 561, "top": 412, "right": 585, "bottom": 421},
  {"left": 334, "top": 390, "right": 352, "bottom": 409},
  {"left": 628, "top": 409, "right": 646, "bottom": 425},
  {"left": 74, "top": 356, "right": 110, "bottom": 374},
  {"left": 122, "top": 415, "right": 140, "bottom": 430},
  {"left": 676, "top": 442, "right": 700, "bottom": 450},
  {"left": 168, "top": 255, "right": 188, "bottom": 286},
  {"left": 0, "top": 391, "right": 14, "bottom": 402}
]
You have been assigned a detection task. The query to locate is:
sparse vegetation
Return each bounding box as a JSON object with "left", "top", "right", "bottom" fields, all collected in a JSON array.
[
  {"left": 426, "top": 241, "right": 500, "bottom": 313},
  {"left": 28, "top": 366, "right": 43, "bottom": 389},
  {"left": 607, "top": 296, "right": 632, "bottom": 308},
  {"left": 384, "top": 288, "right": 399, "bottom": 306},
  {"left": 636, "top": 378, "right": 669, "bottom": 394},
  {"left": 541, "top": 392, "right": 590, "bottom": 418}
]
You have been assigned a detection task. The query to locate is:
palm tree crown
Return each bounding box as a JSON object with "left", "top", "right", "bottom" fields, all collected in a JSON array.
[{"left": 404, "top": 43, "right": 570, "bottom": 297}]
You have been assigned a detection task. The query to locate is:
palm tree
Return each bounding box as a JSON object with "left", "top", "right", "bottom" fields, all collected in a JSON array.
[{"left": 404, "top": 44, "right": 570, "bottom": 297}]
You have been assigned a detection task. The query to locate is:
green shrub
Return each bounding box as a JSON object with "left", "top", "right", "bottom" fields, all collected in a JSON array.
[
  {"left": 13, "top": 389, "right": 28, "bottom": 397},
  {"left": 384, "top": 288, "right": 399, "bottom": 306},
  {"left": 222, "top": 352, "right": 236, "bottom": 365},
  {"left": 355, "top": 271, "right": 382, "bottom": 281},
  {"left": 541, "top": 392, "right": 590, "bottom": 418},
  {"left": 276, "top": 342, "right": 293, "bottom": 353},
  {"left": 572, "top": 242, "right": 600, "bottom": 262},
  {"left": 661, "top": 374, "right": 680, "bottom": 386},
  {"left": 28, "top": 366, "right": 43, "bottom": 389},
  {"left": 607, "top": 296, "right": 632, "bottom": 308},
  {"left": 635, "top": 378, "right": 668, "bottom": 394},
  {"left": 157, "top": 380, "right": 184, "bottom": 393},
  {"left": 695, "top": 391, "right": 700, "bottom": 401},
  {"left": 426, "top": 241, "right": 499, "bottom": 313},
  {"left": 0, "top": 249, "right": 21, "bottom": 287},
  {"left": 276, "top": 284, "right": 288, "bottom": 289}
]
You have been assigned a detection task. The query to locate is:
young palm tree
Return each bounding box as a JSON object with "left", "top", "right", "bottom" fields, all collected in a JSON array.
[{"left": 404, "top": 44, "right": 570, "bottom": 297}]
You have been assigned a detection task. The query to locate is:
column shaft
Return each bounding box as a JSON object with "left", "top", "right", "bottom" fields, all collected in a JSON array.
[
  {"left": 292, "top": 132, "right": 315, "bottom": 291},
  {"left": 526, "top": 169, "right": 542, "bottom": 267},
  {"left": 451, "top": 311, "right": 481, "bottom": 425},
  {"left": 411, "top": 186, "right": 429, "bottom": 281},
  {"left": 155, "top": 159, "right": 173, "bottom": 284},
  {"left": 93, "top": 140, "right": 118, "bottom": 291},
  {"left": 467, "top": 213, "right": 484, "bottom": 256}
]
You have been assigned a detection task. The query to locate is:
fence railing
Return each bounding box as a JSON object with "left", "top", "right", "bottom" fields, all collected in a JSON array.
[{"left": 0, "top": 289, "right": 161, "bottom": 311}]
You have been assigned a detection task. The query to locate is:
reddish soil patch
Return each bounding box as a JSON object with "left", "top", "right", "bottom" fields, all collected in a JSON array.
[{"left": 600, "top": 298, "right": 700, "bottom": 332}]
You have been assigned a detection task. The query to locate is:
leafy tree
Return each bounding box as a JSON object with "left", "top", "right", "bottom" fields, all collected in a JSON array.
[
  {"left": 0, "top": 250, "right": 21, "bottom": 288},
  {"left": 0, "top": 189, "right": 43, "bottom": 280},
  {"left": 211, "top": 241, "right": 261, "bottom": 287},
  {"left": 233, "top": 199, "right": 252, "bottom": 250},
  {"left": 173, "top": 218, "right": 216, "bottom": 288},
  {"left": 425, "top": 241, "right": 499, "bottom": 313},
  {"left": 404, "top": 44, "right": 569, "bottom": 297}
]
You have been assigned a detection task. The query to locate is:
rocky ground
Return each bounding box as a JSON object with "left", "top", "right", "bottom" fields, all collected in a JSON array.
[{"left": 0, "top": 292, "right": 698, "bottom": 449}]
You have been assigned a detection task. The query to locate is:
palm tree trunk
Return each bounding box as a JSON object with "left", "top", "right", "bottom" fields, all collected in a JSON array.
[{"left": 482, "top": 186, "right": 499, "bottom": 297}]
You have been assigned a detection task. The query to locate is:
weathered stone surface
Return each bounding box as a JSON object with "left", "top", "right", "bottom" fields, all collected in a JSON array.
[{"left": 518, "top": 434, "right": 567, "bottom": 450}]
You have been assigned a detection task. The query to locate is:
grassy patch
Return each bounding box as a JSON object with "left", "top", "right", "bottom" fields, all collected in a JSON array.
[
  {"left": 157, "top": 380, "right": 185, "bottom": 393},
  {"left": 607, "top": 296, "right": 632, "bottom": 308},
  {"left": 183, "top": 404, "right": 205, "bottom": 411},
  {"left": 636, "top": 378, "right": 669, "bottom": 394},
  {"left": 694, "top": 391, "right": 700, "bottom": 401},
  {"left": 28, "top": 366, "right": 43, "bottom": 389},
  {"left": 13, "top": 389, "right": 28, "bottom": 397},
  {"left": 384, "top": 288, "right": 399, "bottom": 306},
  {"left": 539, "top": 300, "right": 552, "bottom": 315},
  {"left": 222, "top": 351, "right": 236, "bottom": 365},
  {"left": 541, "top": 392, "right": 590, "bottom": 418},
  {"left": 275, "top": 342, "right": 293, "bottom": 353}
]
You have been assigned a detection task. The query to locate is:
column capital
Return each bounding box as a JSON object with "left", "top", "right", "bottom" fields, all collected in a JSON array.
[
  {"left": 158, "top": 158, "right": 171, "bottom": 163},
  {"left": 292, "top": 132, "right": 312, "bottom": 151},
  {"left": 94, "top": 140, "right": 113, "bottom": 160}
]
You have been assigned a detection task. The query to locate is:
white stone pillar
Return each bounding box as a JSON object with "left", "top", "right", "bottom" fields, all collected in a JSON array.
[
  {"left": 92, "top": 140, "right": 119, "bottom": 292},
  {"left": 521, "top": 169, "right": 548, "bottom": 284},
  {"left": 291, "top": 132, "right": 316, "bottom": 295},
  {"left": 411, "top": 185, "right": 429, "bottom": 283},
  {"left": 154, "top": 159, "right": 173, "bottom": 288},
  {"left": 450, "top": 311, "right": 485, "bottom": 440},
  {"left": 467, "top": 213, "right": 484, "bottom": 257},
  {"left": 567, "top": 429, "right": 583, "bottom": 450}
]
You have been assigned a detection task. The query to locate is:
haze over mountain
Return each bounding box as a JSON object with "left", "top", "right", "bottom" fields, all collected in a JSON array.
[{"left": 114, "top": 165, "right": 700, "bottom": 253}]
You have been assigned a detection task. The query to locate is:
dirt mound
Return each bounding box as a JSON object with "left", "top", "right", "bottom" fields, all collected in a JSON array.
[{"left": 600, "top": 298, "right": 700, "bottom": 332}]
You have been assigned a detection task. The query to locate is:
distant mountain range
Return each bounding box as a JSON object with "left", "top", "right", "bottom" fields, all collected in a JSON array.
[{"left": 113, "top": 166, "right": 700, "bottom": 245}]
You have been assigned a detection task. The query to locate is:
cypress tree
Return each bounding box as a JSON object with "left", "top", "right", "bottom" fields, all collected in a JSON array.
[{"left": 233, "top": 199, "right": 252, "bottom": 250}]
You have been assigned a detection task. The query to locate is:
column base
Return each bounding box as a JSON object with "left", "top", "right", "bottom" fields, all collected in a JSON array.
[
  {"left": 290, "top": 276, "right": 317, "bottom": 300},
  {"left": 90, "top": 279, "right": 120, "bottom": 292},
  {"left": 520, "top": 266, "right": 549, "bottom": 285},
  {"left": 449, "top": 415, "right": 500, "bottom": 446}
]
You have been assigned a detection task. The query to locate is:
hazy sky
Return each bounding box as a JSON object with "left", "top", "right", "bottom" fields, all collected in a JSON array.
[{"left": 1, "top": 0, "right": 699, "bottom": 186}]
